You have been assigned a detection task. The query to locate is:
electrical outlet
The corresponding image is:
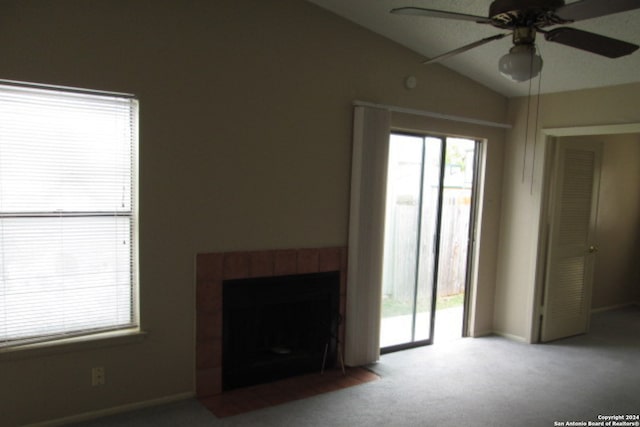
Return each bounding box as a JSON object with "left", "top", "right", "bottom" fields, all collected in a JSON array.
[{"left": 91, "top": 366, "right": 105, "bottom": 386}]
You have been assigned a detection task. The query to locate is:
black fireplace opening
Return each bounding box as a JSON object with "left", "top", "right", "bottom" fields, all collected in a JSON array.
[{"left": 222, "top": 271, "right": 340, "bottom": 390}]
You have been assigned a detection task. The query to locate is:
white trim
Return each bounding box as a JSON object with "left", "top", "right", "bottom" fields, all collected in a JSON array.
[
  {"left": 24, "top": 392, "right": 194, "bottom": 427},
  {"left": 492, "top": 330, "right": 528, "bottom": 343},
  {"left": 0, "top": 78, "right": 135, "bottom": 98},
  {"left": 353, "top": 100, "right": 512, "bottom": 129},
  {"left": 469, "top": 329, "right": 494, "bottom": 338},
  {"left": 543, "top": 123, "right": 640, "bottom": 137},
  {"left": 0, "top": 330, "right": 147, "bottom": 361}
]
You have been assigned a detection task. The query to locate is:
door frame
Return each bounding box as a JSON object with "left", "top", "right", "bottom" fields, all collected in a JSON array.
[
  {"left": 461, "top": 139, "right": 483, "bottom": 338},
  {"left": 530, "top": 123, "right": 640, "bottom": 343}
]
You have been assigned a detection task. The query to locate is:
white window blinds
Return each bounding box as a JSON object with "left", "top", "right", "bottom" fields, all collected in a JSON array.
[
  {"left": 345, "top": 106, "right": 390, "bottom": 365},
  {"left": 0, "top": 82, "right": 138, "bottom": 348}
]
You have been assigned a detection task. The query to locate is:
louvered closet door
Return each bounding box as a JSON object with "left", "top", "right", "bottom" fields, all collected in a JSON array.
[{"left": 541, "top": 139, "right": 602, "bottom": 342}]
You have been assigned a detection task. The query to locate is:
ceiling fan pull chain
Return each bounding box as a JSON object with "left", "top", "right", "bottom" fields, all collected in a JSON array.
[
  {"left": 531, "top": 52, "right": 544, "bottom": 195},
  {"left": 522, "top": 50, "right": 536, "bottom": 183}
]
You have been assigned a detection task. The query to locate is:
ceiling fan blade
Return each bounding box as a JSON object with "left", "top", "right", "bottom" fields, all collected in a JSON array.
[
  {"left": 390, "top": 7, "right": 493, "bottom": 24},
  {"left": 423, "top": 33, "right": 509, "bottom": 65},
  {"left": 544, "top": 27, "right": 639, "bottom": 58},
  {"left": 556, "top": 0, "right": 640, "bottom": 22}
]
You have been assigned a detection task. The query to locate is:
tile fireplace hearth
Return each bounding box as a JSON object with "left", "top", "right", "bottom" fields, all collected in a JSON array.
[{"left": 195, "top": 247, "right": 347, "bottom": 397}]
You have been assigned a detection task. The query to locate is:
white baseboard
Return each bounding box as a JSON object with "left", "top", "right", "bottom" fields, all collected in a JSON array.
[
  {"left": 25, "top": 391, "right": 195, "bottom": 427},
  {"left": 468, "top": 329, "right": 493, "bottom": 338},
  {"left": 591, "top": 302, "right": 635, "bottom": 314},
  {"left": 491, "top": 330, "right": 528, "bottom": 343}
]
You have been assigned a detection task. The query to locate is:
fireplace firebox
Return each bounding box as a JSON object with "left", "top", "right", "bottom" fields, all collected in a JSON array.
[{"left": 222, "top": 271, "right": 340, "bottom": 390}]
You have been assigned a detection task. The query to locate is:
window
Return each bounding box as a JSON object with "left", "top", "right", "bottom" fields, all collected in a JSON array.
[{"left": 0, "top": 81, "right": 138, "bottom": 348}]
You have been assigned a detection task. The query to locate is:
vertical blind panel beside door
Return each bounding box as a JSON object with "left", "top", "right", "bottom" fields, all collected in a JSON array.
[{"left": 0, "top": 83, "right": 137, "bottom": 347}]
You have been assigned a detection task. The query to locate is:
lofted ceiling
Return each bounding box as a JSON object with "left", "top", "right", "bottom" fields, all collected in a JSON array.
[{"left": 307, "top": 0, "right": 640, "bottom": 97}]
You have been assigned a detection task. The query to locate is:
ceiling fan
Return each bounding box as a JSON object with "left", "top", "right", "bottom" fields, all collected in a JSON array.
[{"left": 391, "top": 0, "right": 640, "bottom": 82}]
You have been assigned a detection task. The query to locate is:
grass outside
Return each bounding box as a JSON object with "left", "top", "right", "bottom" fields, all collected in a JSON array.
[
  {"left": 436, "top": 293, "right": 465, "bottom": 310},
  {"left": 381, "top": 293, "right": 464, "bottom": 318}
]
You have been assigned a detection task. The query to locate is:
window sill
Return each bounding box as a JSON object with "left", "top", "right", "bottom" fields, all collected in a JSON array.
[{"left": 0, "top": 329, "right": 147, "bottom": 361}]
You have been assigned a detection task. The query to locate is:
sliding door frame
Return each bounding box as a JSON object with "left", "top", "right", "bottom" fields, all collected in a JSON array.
[
  {"left": 381, "top": 132, "right": 482, "bottom": 352},
  {"left": 460, "top": 140, "right": 482, "bottom": 338},
  {"left": 381, "top": 132, "right": 446, "bottom": 354}
]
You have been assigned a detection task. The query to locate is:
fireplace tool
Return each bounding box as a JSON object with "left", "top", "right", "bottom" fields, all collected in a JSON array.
[{"left": 321, "top": 312, "right": 345, "bottom": 375}]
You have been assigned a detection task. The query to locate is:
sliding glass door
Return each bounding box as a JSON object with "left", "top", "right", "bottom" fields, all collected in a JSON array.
[{"left": 380, "top": 133, "right": 478, "bottom": 352}]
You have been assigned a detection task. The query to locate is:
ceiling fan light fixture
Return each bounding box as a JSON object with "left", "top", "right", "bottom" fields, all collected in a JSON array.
[{"left": 499, "top": 44, "right": 543, "bottom": 82}]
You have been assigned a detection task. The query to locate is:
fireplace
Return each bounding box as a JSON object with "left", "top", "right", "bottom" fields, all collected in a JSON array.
[
  {"left": 195, "top": 247, "right": 347, "bottom": 397},
  {"left": 223, "top": 271, "right": 340, "bottom": 390}
]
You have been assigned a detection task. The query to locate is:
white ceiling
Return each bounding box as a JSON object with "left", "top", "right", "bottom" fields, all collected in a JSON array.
[{"left": 307, "top": 0, "right": 640, "bottom": 97}]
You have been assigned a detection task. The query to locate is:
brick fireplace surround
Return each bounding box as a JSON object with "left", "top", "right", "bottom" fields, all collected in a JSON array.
[{"left": 195, "top": 247, "right": 348, "bottom": 397}]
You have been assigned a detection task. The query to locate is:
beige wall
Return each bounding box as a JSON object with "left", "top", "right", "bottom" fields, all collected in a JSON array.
[
  {"left": 494, "top": 83, "right": 640, "bottom": 341},
  {"left": 0, "top": 1, "right": 508, "bottom": 425}
]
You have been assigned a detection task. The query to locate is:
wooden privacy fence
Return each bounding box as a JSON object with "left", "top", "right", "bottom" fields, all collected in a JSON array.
[{"left": 382, "top": 187, "right": 471, "bottom": 301}]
